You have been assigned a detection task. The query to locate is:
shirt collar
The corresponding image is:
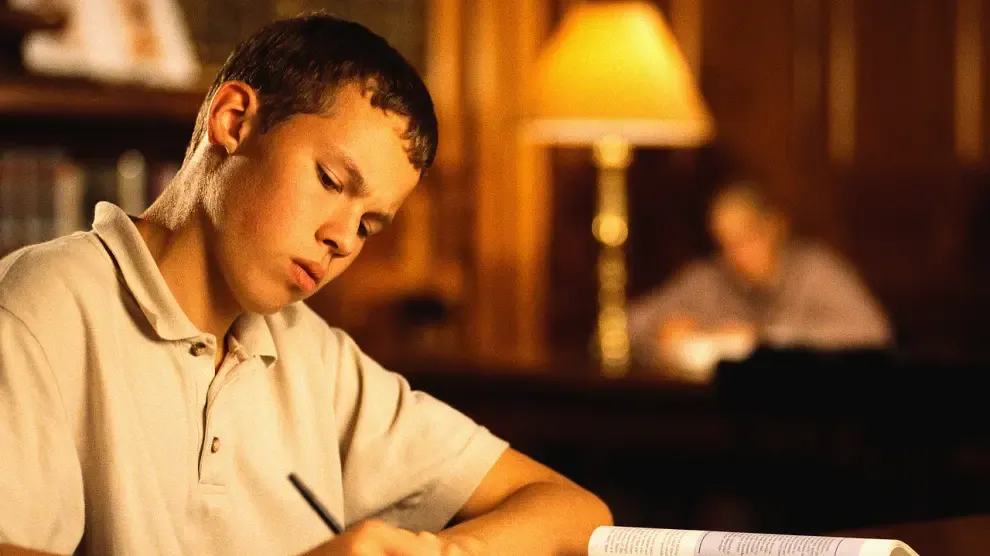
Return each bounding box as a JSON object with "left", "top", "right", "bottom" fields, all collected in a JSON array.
[
  {"left": 91, "top": 202, "right": 278, "bottom": 365},
  {"left": 93, "top": 202, "right": 201, "bottom": 341},
  {"left": 232, "top": 312, "right": 278, "bottom": 367}
]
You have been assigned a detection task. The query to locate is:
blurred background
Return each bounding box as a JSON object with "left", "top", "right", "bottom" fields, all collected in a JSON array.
[{"left": 3, "top": 0, "right": 990, "bottom": 551}]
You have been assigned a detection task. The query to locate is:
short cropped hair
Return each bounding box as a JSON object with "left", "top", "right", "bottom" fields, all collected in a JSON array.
[
  {"left": 186, "top": 13, "right": 438, "bottom": 171},
  {"left": 709, "top": 180, "right": 784, "bottom": 220}
]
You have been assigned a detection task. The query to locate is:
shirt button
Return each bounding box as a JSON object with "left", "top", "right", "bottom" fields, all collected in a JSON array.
[
  {"left": 210, "top": 437, "right": 220, "bottom": 453},
  {"left": 190, "top": 342, "right": 209, "bottom": 356}
]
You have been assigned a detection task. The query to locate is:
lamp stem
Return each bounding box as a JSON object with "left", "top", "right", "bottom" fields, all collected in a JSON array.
[{"left": 592, "top": 134, "right": 632, "bottom": 377}]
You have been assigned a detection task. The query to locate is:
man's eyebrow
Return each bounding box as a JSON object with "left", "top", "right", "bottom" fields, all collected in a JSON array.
[
  {"left": 328, "top": 148, "right": 369, "bottom": 196},
  {"left": 324, "top": 148, "right": 397, "bottom": 229}
]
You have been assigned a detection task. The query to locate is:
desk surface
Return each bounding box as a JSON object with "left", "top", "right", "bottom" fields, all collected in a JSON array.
[{"left": 834, "top": 513, "right": 990, "bottom": 556}]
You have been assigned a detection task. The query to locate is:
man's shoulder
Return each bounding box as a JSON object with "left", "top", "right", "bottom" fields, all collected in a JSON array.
[
  {"left": 265, "top": 301, "right": 361, "bottom": 357},
  {"left": 0, "top": 232, "right": 114, "bottom": 318},
  {"left": 667, "top": 256, "right": 724, "bottom": 288},
  {"left": 789, "top": 240, "right": 857, "bottom": 275},
  {"left": 630, "top": 256, "right": 721, "bottom": 309}
]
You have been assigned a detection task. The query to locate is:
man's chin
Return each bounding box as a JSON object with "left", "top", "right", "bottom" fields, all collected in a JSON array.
[{"left": 238, "top": 287, "right": 297, "bottom": 315}]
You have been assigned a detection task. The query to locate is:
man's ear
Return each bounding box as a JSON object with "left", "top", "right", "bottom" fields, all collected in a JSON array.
[{"left": 206, "top": 81, "right": 261, "bottom": 156}]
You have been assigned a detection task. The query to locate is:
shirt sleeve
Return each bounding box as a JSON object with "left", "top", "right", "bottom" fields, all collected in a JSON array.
[
  {"left": 627, "top": 261, "right": 715, "bottom": 365},
  {"left": 328, "top": 330, "right": 509, "bottom": 533},
  {"left": 0, "top": 305, "right": 84, "bottom": 553}
]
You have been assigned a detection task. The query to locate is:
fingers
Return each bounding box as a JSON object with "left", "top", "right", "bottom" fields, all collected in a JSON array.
[
  {"left": 430, "top": 532, "right": 486, "bottom": 556},
  {"left": 301, "top": 520, "right": 481, "bottom": 556},
  {"left": 339, "top": 520, "right": 443, "bottom": 556}
]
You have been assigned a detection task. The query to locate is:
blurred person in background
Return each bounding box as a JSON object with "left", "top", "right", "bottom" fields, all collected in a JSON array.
[{"left": 627, "top": 179, "right": 893, "bottom": 372}]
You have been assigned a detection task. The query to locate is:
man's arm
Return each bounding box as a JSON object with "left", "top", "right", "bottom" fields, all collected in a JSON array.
[
  {"left": 0, "top": 546, "right": 65, "bottom": 556},
  {"left": 787, "top": 249, "right": 893, "bottom": 349},
  {"left": 628, "top": 261, "right": 719, "bottom": 367},
  {"left": 0, "top": 307, "right": 85, "bottom": 554},
  {"left": 437, "top": 448, "right": 613, "bottom": 556}
]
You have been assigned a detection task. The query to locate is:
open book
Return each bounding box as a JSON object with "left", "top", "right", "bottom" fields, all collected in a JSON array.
[{"left": 588, "top": 526, "right": 920, "bottom": 556}]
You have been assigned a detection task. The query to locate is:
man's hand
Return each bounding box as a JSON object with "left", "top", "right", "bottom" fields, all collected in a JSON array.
[
  {"left": 656, "top": 316, "right": 757, "bottom": 374},
  {"left": 655, "top": 315, "right": 699, "bottom": 362},
  {"left": 655, "top": 315, "right": 699, "bottom": 345},
  {"left": 432, "top": 532, "right": 487, "bottom": 556},
  {"left": 299, "top": 520, "right": 482, "bottom": 556}
]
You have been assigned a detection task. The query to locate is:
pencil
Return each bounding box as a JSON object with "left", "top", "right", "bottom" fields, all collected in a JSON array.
[{"left": 288, "top": 472, "right": 345, "bottom": 535}]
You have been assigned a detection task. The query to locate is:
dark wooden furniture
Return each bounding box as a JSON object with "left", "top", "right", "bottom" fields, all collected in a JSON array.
[
  {"left": 0, "top": 2, "right": 64, "bottom": 74},
  {"left": 833, "top": 513, "right": 990, "bottom": 556},
  {"left": 389, "top": 349, "right": 990, "bottom": 535},
  {"left": 0, "top": 77, "right": 203, "bottom": 159},
  {"left": 0, "top": 78, "right": 202, "bottom": 121}
]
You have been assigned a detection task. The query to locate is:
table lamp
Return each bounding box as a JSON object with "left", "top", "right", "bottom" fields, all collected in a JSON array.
[{"left": 525, "top": 0, "right": 715, "bottom": 377}]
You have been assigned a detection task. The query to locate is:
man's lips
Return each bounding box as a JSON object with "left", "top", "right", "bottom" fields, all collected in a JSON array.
[
  {"left": 291, "top": 258, "right": 327, "bottom": 292},
  {"left": 293, "top": 258, "right": 327, "bottom": 283}
]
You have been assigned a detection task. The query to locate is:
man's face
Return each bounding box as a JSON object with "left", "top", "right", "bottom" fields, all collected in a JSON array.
[
  {"left": 209, "top": 84, "right": 421, "bottom": 314},
  {"left": 710, "top": 201, "right": 783, "bottom": 285}
]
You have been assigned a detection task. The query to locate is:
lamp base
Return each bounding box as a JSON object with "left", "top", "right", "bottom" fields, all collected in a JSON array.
[{"left": 591, "top": 135, "right": 632, "bottom": 377}]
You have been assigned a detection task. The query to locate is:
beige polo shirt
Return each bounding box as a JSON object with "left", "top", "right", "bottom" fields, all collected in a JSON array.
[{"left": 0, "top": 202, "right": 509, "bottom": 556}]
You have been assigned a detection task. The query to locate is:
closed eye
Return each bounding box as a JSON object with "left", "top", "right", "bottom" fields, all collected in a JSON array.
[
  {"left": 358, "top": 218, "right": 388, "bottom": 239},
  {"left": 317, "top": 164, "right": 343, "bottom": 193}
]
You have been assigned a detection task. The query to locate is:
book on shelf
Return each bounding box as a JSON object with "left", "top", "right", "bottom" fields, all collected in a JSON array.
[
  {"left": 0, "top": 147, "right": 176, "bottom": 257},
  {"left": 588, "top": 526, "right": 919, "bottom": 556}
]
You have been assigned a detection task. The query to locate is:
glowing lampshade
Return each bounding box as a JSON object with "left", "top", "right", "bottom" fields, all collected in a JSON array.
[{"left": 527, "top": 1, "right": 714, "bottom": 146}]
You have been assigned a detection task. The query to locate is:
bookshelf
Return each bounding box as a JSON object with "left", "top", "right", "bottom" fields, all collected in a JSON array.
[
  {"left": 0, "top": 78, "right": 203, "bottom": 121},
  {"left": 0, "top": 5, "right": 208, "bottom": 255},
  {"left": 0, "top": 77, "right": 201, "bottom": 254},
  {"left": 0, "top": 2, "right": 205, "bottom": 150},
  {"left": 0, "top": 77, "right": 205, "bottom": 155}
]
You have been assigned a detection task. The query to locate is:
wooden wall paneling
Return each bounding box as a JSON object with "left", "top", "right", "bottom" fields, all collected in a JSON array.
[
  {"left": 790, "top": 0, "right": 840, "bottom": 243},
  {"left": 831, "top": 0, "right": 990, "bottom": 358},
  {"left": 954, "top": 0, "right": 984, "bottom": 165},
  {"left": 853, "top": 0, "right": 955, "bottom": 171},
  {"left": 700, "top": 0, "right": 797, "bottom": 200},
  {"left": 957, "top": 0, "right": 990, "bottom": 354},
  {"left": 463, "top": 0, "right": 551, "bottom": 365},
  {"left": 983, "top": 0, "right": 990, "bottom": 164},
  {"left": 625, "top": 149, "right": 721, "bottom": 299},
  {"left": 513, "top": 0, "right": 553, "bottom": 366},
  {"left": 670, "top": 0, "right": 703, "bottom": 75},
  {"left": 427, "top": 0, "right": 471, "bottom": 284},
  {"left": 835, "top": 0, "right": 962, "bottom": 355},
  {"left": 462, "top": 0, "right": 514, "bottom": 361},
  {"left": 548, "top": 147, "right": 598, "bottom": 359},
  {"left": 826, "top": 0, "right": 856, "bottom": 169}
]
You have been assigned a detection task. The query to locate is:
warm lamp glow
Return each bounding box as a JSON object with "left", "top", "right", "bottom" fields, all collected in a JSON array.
[
  {"left": 526, "top": 1, "right": 715, "bottom": 376},
  {"left": 526, "top": 1, "right": 714, "bottom": 146}
]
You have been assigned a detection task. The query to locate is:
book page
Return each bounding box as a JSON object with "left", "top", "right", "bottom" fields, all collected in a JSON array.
[{"left": 588, "top": 527, "right": 919, "bottom": 556}]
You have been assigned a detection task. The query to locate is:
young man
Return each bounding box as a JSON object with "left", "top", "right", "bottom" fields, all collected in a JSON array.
[
  {"left": 0, "top": 14, "right": 611, "bottom": 556},
  {"left": 628, "top": 180, "right": 893, "bottom": 370}
]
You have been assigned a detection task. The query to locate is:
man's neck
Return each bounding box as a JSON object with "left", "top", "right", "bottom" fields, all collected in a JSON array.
[{"left": 134, "top": 199, "right": 241, "bottom": 361}]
